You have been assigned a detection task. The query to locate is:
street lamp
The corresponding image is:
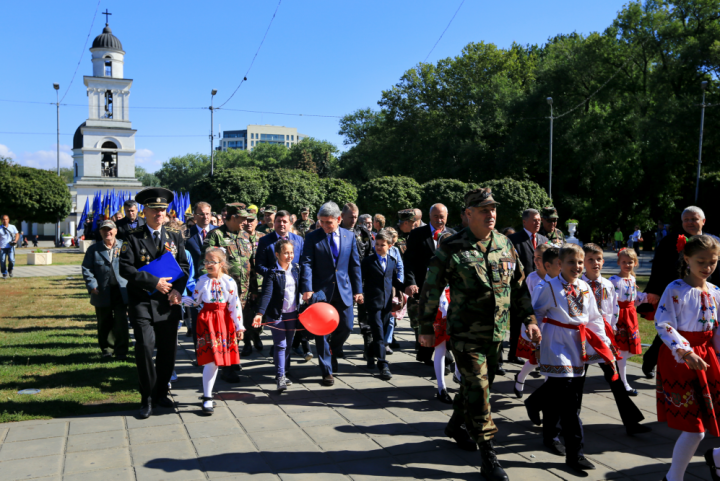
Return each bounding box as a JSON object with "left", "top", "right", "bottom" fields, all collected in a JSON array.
[
  {"left": 210, "top": 89, "right": 217, "bottom": 176},
  {"left": 53, "top": 83, "right": 60, "bottom": 244},
  {"left": 695, "top": 81, "right": 708, "bottom": 203},
  {"left": 547, "top": 97, "right": 554, "bottom": 200}
]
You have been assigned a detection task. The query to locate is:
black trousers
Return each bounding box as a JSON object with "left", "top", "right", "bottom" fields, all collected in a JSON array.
[
  {"left": 367, "top": 306, "right": 392, "bottom": 368},
  {"left": 642, "top": 334, "right": 663, "bottom": 373},
  {"left": 129, "top": 316, "right": 178, "bottom": 403},
  {"left": 581, "top": 363, "right": 644, "bottom": 427},
  {"left": 95, "top": 296, "right": 129, "bottom": 356},
  {"left": 542, "top": 377, "right": 585, "bottom": 458},
  {"left": 508, "top": 316, "right": 522, "bottom": 361}
]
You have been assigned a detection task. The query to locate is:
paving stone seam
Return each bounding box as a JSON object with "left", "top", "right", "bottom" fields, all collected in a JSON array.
[
  {"left": 181, "top": 419, "right": 211, "bottom": 480},
  {"left": 59, "top": 421, "right": 69, "bottom": 478}
]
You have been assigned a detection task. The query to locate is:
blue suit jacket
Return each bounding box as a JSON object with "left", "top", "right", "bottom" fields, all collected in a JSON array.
[
  {"left": 257, "top": 263, "right": 301, "bottom": 320},
  {"left": 186, "top": 224, "right": 216, "bottom": 279},
  {"left": 257, "top": 231, "right": 304, "bottom": 277},
  {"left": 81, "top": 240, "right": 129, "bottom": 307},
  {"left": 300, "top": 227, "right": 362, "bottom": 307},
  {"left": 361, "top": 253, "right": 404, "bottom": 312}
]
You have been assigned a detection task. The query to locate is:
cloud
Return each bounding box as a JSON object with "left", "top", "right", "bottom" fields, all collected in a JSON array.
[
  {"left": 10, "top": 144, "right": 73, "bottom": 170},
  {"left": 0, "top": 144, "right": 16, "bottom": 159},
  {"left": 134, "top": 148, "right": 162, "bottom": 172}
]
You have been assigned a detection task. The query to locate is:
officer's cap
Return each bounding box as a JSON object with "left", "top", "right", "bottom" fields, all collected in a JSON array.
[{"left": 135, "top": 187, "right": 174, "bottom": 209}]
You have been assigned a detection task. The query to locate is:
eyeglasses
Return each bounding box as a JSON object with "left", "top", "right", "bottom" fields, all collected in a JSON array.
[{"left": 203, "top": 260, "right": 221, "bottom": 266}]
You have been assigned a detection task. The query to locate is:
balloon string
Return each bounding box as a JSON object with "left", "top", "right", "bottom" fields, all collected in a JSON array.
[{"left": 257, "top": 318, "right": 305, "bottom": 332}]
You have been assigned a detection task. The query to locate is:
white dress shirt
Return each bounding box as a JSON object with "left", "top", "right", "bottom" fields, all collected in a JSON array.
[{"left": 278, "top": 262, "right": 298, "bottom": 313}]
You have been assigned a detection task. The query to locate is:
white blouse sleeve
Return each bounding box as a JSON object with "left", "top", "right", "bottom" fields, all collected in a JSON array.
[
  {"left": 532, "top": 280, "right": 555, "bottom": 322},
  {"left": 610, "top": 276, "right": 621, "bottom": 322},
  {"left": 182, "top": 275, "right": 207, "bottom": 307},
  {"left": 655, "top": 285, "right": 691, "bottom": 363},
  {"left": 225, "top": 276, "right": 244, "bottom": 331},
  {"left": 634, "top": 277, "right": 647, "bottom": 304}
]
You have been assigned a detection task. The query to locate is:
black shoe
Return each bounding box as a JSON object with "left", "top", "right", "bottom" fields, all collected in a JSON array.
[
  {"left": 379, "top": 366, "right": 392, "bottom": 381},
  {"left": 444, "top": 420, "right": 478, "bottom": 452},
  {"left": 507, "top": 356, "right": 521, "bottom": 364},
  {"left": 543, "top": 440, "right": 566, "bottom": 456},
  {"left": 496, "top": 364, "right": 506, "bottom": 376},
  {"left": 138, "top": 403, "right": 152, "bottom": 419},
  {"left": 626, "top": 423, "right": 652, "bottom": 436},
  {"left": 513, "top": 373, "right": 524, "bottom": 399},
  {"left": 479, "top": 440, "right": 508, "bottom": 481},
  {"left": 253, "top": 335, "right": 263, "bottom": 352},
  {"left": 367, "top": 358, "right": 376, "bottom": 369},
  {"left": 220, "top": 367, "right": 241, "bottom": 383},
  {"left": 642, "top": 366, "right": 655, "bottom": 379},
  {"left": 525, "top": 399, "right": 542, "bottom": 425},
  {"left": 626, "top": 388, "right": 638, "bottom": 397},
  {"left": 436, "top": 389, "right": 453, "bottom": 404},
  {"left": 201, "top": 396, "right": 214, "bottom": 415},
  {"left": 566, "top": 455, "right": 596, "bottom": 472},
  {"left": 153, "top": 396, "right": 174, "bottom": 408},
  {"left": 705, "top": 448, "right": 720, "bottom": 481},
  {"left": 241, "top": 343, "right": 252, "bottom": 357}
]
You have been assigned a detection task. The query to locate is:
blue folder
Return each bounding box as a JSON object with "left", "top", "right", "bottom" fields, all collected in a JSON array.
[{"left": 138, "top": 252, "right": 184, "bottom": 295}]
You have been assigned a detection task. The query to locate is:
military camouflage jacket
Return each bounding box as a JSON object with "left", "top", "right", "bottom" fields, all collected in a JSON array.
[
  {"left": 294, "top": 219, "right": 313, "bottom": 238},
  {"left": 248, "top": 231, "right": 265, "bottom": 293},
  {"left": 201, "top": 225, "right": 257, "bottom": 305},
  {"left": 539, "top": 226, "right": 565, "bottom": 245},
  {"left": 256, "top": 223, "right": 274, "bottom": 235},
  {"left": 418, "top": 229, "right": 536, "bottom": 349},
  {"left": 394, "top": 226, "right": 411, "bottom": 257}
]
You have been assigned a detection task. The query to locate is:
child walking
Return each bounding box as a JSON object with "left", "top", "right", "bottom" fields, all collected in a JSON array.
[
  {"left": 655, "top": 235, "right": 720, "bottom": 481},
  {"left": 609, "top": 248, "right": 647, "bottom": 395},
  {"left": 253, "top": 239, "right": 301, "bottom": 391},
  {"left": 182, "top": 248, "right": 243, "bottom": 415}
]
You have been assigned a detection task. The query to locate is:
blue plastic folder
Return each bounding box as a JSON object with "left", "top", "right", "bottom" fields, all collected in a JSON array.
[{"left": 138, "top": 253, "right": 184, "bottom": 295}]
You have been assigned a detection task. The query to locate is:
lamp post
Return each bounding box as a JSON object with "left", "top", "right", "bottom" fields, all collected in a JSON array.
[
  {"left": 695, "top": 81, "right": 708, "bottom": 203},
  {"left": 210, "top": 89, "right": 217, "bottom": 176},
  {"left": 53, "top": 83, "right": 60, "bottom": 244},
  {"left": 547, "top": 97, "right": 554, "bottom": 200}
]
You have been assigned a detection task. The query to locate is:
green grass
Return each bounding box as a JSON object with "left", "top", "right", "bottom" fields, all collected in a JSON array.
[
  {"left": 15, "top": 253, "right": 84, "bottom": 266},
  {"left": 0, "top": 276, "right": 139, "bottom": 423}
]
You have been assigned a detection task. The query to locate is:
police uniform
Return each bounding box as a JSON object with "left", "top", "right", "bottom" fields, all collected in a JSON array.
[
  {"left": 419, "top": 188, "right": 536, "bottom": 481},
  {"left": 256, "top": 205, "right": 276, "bottom": 235},
  {"left": 539, "top": 206, "right": 565, "bottom": 245},
  {"left": 119, "top": 187, "right": 190, "bottom": 418},
  {"left": 294, "top": 206, "right": 314, "bottom": 238}
]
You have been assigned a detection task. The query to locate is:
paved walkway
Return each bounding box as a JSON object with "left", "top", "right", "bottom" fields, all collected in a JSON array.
[{"left": 0, "top": 320, "right": 716, "bottom": 481}]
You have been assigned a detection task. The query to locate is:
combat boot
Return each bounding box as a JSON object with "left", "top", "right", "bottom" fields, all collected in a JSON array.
[
  {"left": 444, "top": 411, "right": 477, "bottom": 452},
  {"left": 479, "top": 440, "right": 508, "bottom": 481}
]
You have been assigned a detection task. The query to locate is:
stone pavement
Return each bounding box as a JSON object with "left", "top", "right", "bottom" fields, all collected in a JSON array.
[
  {"left": 0, "top": 322, "right": 714, "bottom": 481},
  {"left": 8, "top": 265, "right": 81, "bottom": 278}
]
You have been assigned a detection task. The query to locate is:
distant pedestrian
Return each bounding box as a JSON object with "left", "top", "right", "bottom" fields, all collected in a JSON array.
[
  {"left": 628, "top": 225, "right": 642, "bottom": 252},
  {"left": 0, "top": 215, "right": 19, "bottom": 279},
  {"left": 613, "top": 227, "right": 624, "bottom": 252}
]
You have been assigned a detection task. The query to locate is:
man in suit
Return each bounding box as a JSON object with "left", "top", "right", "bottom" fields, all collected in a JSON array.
[
  {"left": 257, "top": 210, "right": 304, "bottom": 277},
  {"left": 115, "top": 200, "right": 146, "bottom": 241},
  {"left": 507, "top": 208, "right": 548, "bottom": 364},
  {"left": 119, "top": 187, "right": 189, "bottom": 419},
  {"left": 81, "top": 219, "right": 129, "bottom": 360},
  {"left": 300, "top": 201, "right": 363, "bottom": 386},
  {"left": 362, "top": 229, "right": 404, "bottom": 380},
  {"left": 404, "top": 204, "right": 455, "bottom": 364}
]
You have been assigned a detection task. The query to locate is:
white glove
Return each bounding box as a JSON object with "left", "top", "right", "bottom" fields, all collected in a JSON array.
[{"left": 181, "top": 296, "right": 197, "bottom": 307}]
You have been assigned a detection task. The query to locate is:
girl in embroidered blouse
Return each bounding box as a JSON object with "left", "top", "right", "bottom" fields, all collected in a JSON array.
[
  {"left": 609, "top": 247, "right": 647, "bottom": 395},
  {"left": 655, "top": 235, "right": 720, "bottom": 481},
  {"left": 182, "top": 248, "right": 243, "bottom": 415}
]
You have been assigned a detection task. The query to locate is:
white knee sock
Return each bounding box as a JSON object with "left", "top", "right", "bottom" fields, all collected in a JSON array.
[
  {"left": 516, "top": 361, "right": 536, "bottom": 392},
  {"left": 666, "top": 431, "right": 704, "bottom": 481},
  {"left": 202, "top": 362, "right": 218, "bottom": 404},
  {"left": 618, "top": 350, "right": 631, "bottom": 390},
  {"left": 434, "top": 341, "right": 447, "bottom": 393}
]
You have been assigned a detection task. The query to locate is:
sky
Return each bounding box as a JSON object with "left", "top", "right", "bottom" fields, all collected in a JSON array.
[{"left": 0, "top": 0, "right": 631, "bottom": 173}]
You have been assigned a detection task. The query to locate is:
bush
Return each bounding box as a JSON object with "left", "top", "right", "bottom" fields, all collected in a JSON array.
[
  {"left": 420, "top": 179, "right": 471, "bottom": 227},
  {"left": 478, "top": 178, "right": 551, "bottom": 229},
  {"left": 190, "top": 167, "right": 270, "bottom": 212},
  {"left": 357, "top": 176, "right": 422, "bottom": 221},
  {"left": 265, "top": 169, "right": 326, "bottom": 214},
  {"left": 0, "top": 158, "right": 72, "bottom": 224},
  {"left": 320, "top": 178, "right": 358, "bottom": 209}
]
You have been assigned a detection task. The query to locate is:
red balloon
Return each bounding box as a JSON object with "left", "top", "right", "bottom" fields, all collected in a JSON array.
[{"left": 299, "top": 302, "right": 339, "bottom": 336}]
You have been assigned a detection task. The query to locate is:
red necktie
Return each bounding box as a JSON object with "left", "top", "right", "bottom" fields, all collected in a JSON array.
[
  {"left": 532, "top": 233, "right": 537, "bottom": 249},
  {"left": 201, "top": 229, "right": 206, "bottom": 241}
]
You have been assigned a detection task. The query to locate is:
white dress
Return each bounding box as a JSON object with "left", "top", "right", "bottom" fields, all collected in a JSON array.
[
  {"left": 655, "top": 279, "right": 720, "bottom": 363},
  {"left": 533, "top": 275, "right": 614, "bottom": 377},
  {"left": 184, "top": 274, "right": 243, "bottom": 331}
]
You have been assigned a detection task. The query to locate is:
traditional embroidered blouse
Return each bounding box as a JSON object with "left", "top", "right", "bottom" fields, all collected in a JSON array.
[
  {"left": 655, "top": 279, "right": 720, "bottom": 363},
  {"left": 609, "top": 275, "right": 647, "bottom": 306},
  {"left": 185, "top": 274, "right": 243, "bottom": 331},
  {"left": 582, "top": 274, "right": 619, "bottom": 329}
]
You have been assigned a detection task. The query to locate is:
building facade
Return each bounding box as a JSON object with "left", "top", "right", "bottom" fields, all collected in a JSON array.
[{"left": 219, "top": 125, "right": 308, "bottom": 152}]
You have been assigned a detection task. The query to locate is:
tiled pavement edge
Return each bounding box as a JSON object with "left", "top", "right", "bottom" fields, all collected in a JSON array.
[{"left": 0, "top": 322, "right": 713, "bottom": 481}]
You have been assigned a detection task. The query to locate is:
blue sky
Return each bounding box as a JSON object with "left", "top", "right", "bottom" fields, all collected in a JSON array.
[{"left": 0, "top": 0, "right": 630, "bottom": 173}]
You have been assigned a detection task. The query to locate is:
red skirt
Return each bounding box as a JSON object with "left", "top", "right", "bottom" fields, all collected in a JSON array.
[
  {"left": 656, "top": 330, "right": 720, "bottom": 435},
  {"left": 433, "top": 311, "right": 450, "bottom": 347},
  {"left": 616, "top": 301, "right": 642, "bottom": 354},
  {"left": 196, "top": 302, "right": 241, "bottom": 367},
  {"left": 515, "top": 334, "right": 538, "bottom": 365}
]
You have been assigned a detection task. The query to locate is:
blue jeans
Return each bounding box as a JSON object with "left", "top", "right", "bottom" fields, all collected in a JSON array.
[
  {"left": 0, "top": 247, "right": 15, "bottom": 274},
  {"left": 269, "top": 311, "right": 298, "bottom": 378},
  {"left": 385, "top": 316, "right": 395, "bottom": 344}
]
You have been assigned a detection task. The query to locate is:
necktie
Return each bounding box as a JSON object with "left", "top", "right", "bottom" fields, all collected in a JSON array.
[
  {"left": 380, "top": 257, "right": 386, "bottom": 272},
  {"left": 201, "top": 229, "right": 206, "bottom": 241},
  {"left": 153, "top": 231, "right": 160, "bottom": 250},
  {"left": 532, "top": 233, "right": 537, "bottom": 249},
  {"left": 328, "top": 233, "right": 339, "bottom": 262}
]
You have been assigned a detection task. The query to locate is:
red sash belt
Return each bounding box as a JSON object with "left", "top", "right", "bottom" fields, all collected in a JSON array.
[
  {"left": 603, "top": 318, "right": 622, "bottom": 360},
  {"left": 543, "top": 317, "right": 618, "bottom": 380}
]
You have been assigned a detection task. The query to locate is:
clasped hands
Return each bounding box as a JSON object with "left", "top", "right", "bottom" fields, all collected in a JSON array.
[{"left": 157, "top": 277, "right": 182, "bottom": 305}]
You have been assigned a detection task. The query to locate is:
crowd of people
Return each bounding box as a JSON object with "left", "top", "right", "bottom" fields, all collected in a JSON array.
[{"left": 72, "top": 184, "right": 720, "bottom": 481}]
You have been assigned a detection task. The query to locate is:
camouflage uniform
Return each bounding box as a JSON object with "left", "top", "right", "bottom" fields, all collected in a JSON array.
[
  {"left": 539, "top": 206, "right": 565, "bottom": 245},
  {"left": 256, "top": 205, "right": 276, "bottom": 235},
  {"left": 294, "top": 206, "right": 313, "bottom": 238},
  {"left": 419, "top": 189, "right": 536, "bottom": 444},
  {"left": 243, "top": 222, "right": 265, "bottom": 337}
]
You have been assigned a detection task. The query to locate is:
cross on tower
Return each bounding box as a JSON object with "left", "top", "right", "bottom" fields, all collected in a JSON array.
[{"left": 102, "top": 9, "right": 112, "bottom": 25}]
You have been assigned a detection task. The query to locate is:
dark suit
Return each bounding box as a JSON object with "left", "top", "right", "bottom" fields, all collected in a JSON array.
[
  {"left": 507, "top": 229, "right": 548, "bottom": 361},
  {"left": 404, "top": 224, "right": 456, "bottom": 362},
  {"left": 256, "top": 231, "right": 303, "bottom": 277},
  {"left": 185, "top": 224, "right": 217, "bottom": 280},
  {"left": 116, "top": 216, "right": 146, "bottom": 241},
  {"left": 300, "top": 227, "right": 362, "bottom": 377},
  {"left": 361, "top": 254, "right": 404, "bottom": 368},
  {"left": 119, "top": 225, "right": 189, "bottom": 404}
]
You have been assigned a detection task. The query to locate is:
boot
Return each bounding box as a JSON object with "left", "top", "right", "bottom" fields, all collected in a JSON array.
[
  {"left": 479, "top": 440, "right": 509, "bottom": 481},
  {"left": 444, "top": 411, "right": 477, "bottom": 452}
]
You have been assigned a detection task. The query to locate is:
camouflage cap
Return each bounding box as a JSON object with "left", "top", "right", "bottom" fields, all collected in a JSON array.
[
  {"left": 245, "top": 212, "right": 257, "bottom": 221},
  {"left": 464, "top": 187, "right": 500, "bottom": 208},
  {"left": 398, "top": 209, "right": 416, "bottom": 222},
  {"left": 542, "top": 206, "right": 559, "bottom": 219},
  {"left": 299, "top": 206, "right": 311, "bottom": 213},
  {"left": 225, "top": 203, "right": 250, "bottom": 218},
  {"left": 99, "top": 219, "right": 117, "bottom": 230},
  {"left": 263, "top": 205, "right": 277, "bottom": 214}
]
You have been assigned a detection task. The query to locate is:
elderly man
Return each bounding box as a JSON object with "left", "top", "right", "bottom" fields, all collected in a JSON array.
[
  {"left": 300, "top": 201, "right": 363, "bottom": 385},
  {"left": 419, "top": 188, "right": 538, "bottom": 481},
  {"left": 115, "top": 200, "right": 145, "bottom": 242},
  {"left": 82, "top": 220, "right": 129, "bottom": 360},
  {"left": 119, "top": 188, "right": 189, "bottom": 419},
  {"left": 257, "top": 205, "right": 276, "bottom": 235},
  {"left": 641, "top": 206, "right": 720, "bottom": 377},
  {"left": 0, "top": 215, "right": 19, "bottom": 279},
  {"left": 538, "top": 206, "right": 565, "bottom": 245},
  {"left": 405, "top": 204, "right": 456, "bottom": 364},
  {"left": 359, "top": 214, "right": 373, "bottom": 233}
]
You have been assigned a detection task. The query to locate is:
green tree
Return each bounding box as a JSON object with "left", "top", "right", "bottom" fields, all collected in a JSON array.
[
  {"left": 319, "top": 178, "right": 358, "bottom": 209},
  {"left": 420, "top": 179, "right": 470, "bottom": 226},
  {"left": 154, "top": 153, "right": 210, "bottom": 193},
  {"left": 56, "top": 167, "right": 73, "bottom": 184},
  {"left": 287, "top": 138, "right": 339, "bottom": 178},
  {"left": 479, "top": 178, "right": 551, "bottom": 230},
  {"left": 357, "top": 176, "right": 422, "bottom": 221},
  {"left": 190, "top": 168, "right": 270, "bottom": 212},
  {"left": 265, "top": 169, "right": 326, "bottom": 213},
  {"left": 0, "top": 157, "right": 72, "bottom": 224},
  {"left": 135, "top": 166, "right": 161, "bottom": 187}
]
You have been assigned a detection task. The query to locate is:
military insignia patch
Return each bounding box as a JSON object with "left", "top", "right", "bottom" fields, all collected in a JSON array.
[{"left": 121, "top": 244, "right": 128, "bottom": 253}]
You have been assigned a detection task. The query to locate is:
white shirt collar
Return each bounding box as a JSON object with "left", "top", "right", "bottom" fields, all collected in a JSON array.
[
  {"left": 582, "top": 274, "right": 603, "bottom": 283},
  {"left": 147, "top": 224, "right": 162, "bottom": 237},
  {"left": 524, "top": 228, "right": 537, "bottom": 239}
]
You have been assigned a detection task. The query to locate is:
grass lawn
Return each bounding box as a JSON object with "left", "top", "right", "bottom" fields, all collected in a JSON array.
[
  {"left": 14, "top": 253, "right": 84, "bottom": 266},
  {"left": 0, "top": 276, "right": 139, "bottom": 423}
]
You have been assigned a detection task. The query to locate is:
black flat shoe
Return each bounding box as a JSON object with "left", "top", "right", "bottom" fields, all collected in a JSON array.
[
  {"left": 138, "top": 404, "right": 152, "bottom": 419},
  {"left": 566, "top": 455, "right": 595, "bottom": 471},
  {"left": 626, "top": 423, "right": 652, "bottom": 436},
  {"left": 201, "top": 396, "right": 214, "bottom": 415},
  {"left": 513, "top": 373, "right": 524, "bottom": 399},
  {"left": 436, "top": 389, "right": 453, "bottom": 404},
  {"left": 642, "top": 366, "right": 655, "bottom": 379},
  {"left": 543, "top": 440, "right": 566, "bottom": 456},
  {"left": 705, "top": 448, "right": 720, "bottom": 481},
  {"left": 496, "top": 364, "right": 506, "bottom": 376},
  {"left": 626, "top": 388, "right": 638, "bottom": 397}
]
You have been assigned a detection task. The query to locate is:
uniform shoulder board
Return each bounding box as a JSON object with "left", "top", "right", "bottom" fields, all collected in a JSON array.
[
  {"left": 129, "top": 226, "right": 144, "bottom": 234},
  {"left": 165, "top": 227, "right": 179, "bottom": 233}
]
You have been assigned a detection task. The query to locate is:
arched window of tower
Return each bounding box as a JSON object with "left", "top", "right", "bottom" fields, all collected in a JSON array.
[
  {"left": 101, "top": 141, "right": 118, "bottom": 178},
  {"left": 104, "top": 57, "right": 112, "bottom": 77}
]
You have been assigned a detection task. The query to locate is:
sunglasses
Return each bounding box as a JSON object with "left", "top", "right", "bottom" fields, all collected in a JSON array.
[{"left": 203, "top": 260, "right": 221, "bottom": 266}]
